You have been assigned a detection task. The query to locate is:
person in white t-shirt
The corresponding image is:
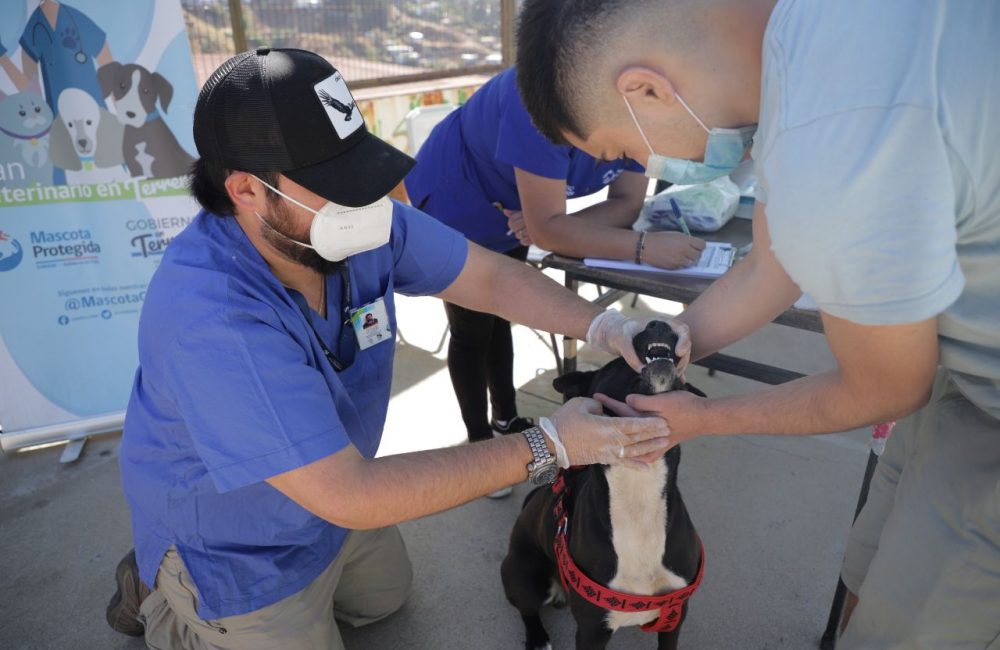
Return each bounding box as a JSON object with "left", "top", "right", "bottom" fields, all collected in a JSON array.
[{"left": 516, "top": 0, "right": 1000, "bottom": 647}]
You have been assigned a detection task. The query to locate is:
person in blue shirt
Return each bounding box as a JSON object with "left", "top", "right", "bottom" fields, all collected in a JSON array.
[
  {"left": 16, "top": 0, "right": 115, "bottom": 185},
  {"left": 17, "top": 0, "right": 114, "bottom": 112},
  {"left": 105, "top": 49, "right": 677, "bottom": 649},
  {"left": 405, "top": 68, "right": 703, "bottom": 491}
]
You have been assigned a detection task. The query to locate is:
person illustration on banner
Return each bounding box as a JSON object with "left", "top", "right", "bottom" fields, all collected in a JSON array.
[
  {"left": 0, "top": 37, "right": 33, "bottom": 96},
  {"left": 18, "top": 0, "right": 117, "bottom": 185}
]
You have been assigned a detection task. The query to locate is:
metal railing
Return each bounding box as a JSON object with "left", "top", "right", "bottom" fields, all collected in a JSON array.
[{"left": 183, "top": 0, "right": 517, "bottom": 88}]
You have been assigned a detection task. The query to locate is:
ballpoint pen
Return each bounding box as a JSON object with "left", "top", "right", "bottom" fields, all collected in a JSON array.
[
  {"left": 495, "top": 202, "right": 516, "bottom": 235},
  {"left": 669, "top": 198, "right": 692, "bottom": 236}
]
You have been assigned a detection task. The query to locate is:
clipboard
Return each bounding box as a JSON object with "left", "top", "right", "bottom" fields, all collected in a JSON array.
[{"left": 583, "top": 242, "right": 735, "bottom": 279}]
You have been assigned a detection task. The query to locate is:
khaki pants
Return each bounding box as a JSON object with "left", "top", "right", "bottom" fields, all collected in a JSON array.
[
  {"left": 840, "top": 370, "right": 1000, "bottom": 649},
  {"left": 139, "top": 527, "right": 412, "bottom": 650}
]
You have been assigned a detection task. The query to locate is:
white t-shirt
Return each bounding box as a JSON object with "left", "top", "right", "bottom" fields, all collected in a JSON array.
[{"left": 752, "top": 0, "right": 1000, "bottom": 418}]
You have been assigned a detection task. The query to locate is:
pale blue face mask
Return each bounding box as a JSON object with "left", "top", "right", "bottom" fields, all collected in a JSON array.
[{"left": 622, "top": 93, "right": 756, "bottom": 185}]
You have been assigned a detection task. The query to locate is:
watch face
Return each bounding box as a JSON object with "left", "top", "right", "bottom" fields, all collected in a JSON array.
[{"left": 534, "top": 464, "right": 559, "bottom": 485}]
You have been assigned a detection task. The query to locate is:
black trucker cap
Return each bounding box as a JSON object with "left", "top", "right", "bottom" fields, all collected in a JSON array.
[{"left": 193, "top": 48, "right": 414, "bottom": 207}]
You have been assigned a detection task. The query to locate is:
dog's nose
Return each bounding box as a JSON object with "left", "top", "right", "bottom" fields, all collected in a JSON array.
[
  {"left": 126, "top": 111, "right": 136, "bottom": 119},
  {"left": 78, "top": 139, "right": 88, "bottom": 147}
]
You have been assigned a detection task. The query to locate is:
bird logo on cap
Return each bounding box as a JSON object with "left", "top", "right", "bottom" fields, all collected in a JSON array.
[
  {"left": 313, "top": 72, "right": 363, "bottom": 139},
  {"left": 318, "top": 89, "right": 355, "bottom": 121}
]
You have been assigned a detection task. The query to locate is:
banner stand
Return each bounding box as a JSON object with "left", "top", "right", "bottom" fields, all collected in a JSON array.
[
  {"left": 1, "top": 0, "right": 200, "bottom": 442},
  {"left": 0, "top": 412, "right": 124, "bottom": 461}
]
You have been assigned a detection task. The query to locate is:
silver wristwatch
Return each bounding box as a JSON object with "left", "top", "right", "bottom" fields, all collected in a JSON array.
[{"left": 522, "top": 426, "right": 559, "bottom": 485}]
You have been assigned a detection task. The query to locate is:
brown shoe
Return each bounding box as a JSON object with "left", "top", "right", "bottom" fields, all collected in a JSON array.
[{"left": 105, "top": 549, "right": 152, "bottom": 637}]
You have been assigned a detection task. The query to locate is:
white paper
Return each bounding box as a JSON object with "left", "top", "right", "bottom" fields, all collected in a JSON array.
[{"left": 583, "top": 242, "right": 735, "bottom": 279}]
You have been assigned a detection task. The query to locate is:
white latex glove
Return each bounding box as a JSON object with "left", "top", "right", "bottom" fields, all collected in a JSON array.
[
  {"left": 542, "top": 397, "right": 671, "bottom": 468},
  {"left": 586, "top": 309, "right": 692, "bottom": 372}
]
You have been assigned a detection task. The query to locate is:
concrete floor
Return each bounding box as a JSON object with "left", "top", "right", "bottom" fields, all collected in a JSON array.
[{"left": 0, "top": 280, "right": 871, "bottom": 650}]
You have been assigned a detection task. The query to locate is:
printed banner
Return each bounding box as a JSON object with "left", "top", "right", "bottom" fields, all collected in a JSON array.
[{"left": 0, "top": 0, "right": 200, "bottom": 434}]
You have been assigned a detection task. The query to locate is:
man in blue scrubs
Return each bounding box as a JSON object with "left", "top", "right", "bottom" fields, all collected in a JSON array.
[{"left": 106, "top": 49, "right": 675, "bottom": 649}]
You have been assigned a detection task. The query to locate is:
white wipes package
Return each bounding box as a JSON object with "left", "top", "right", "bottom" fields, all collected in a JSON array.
[{"left": 634, "top": 176, "right": 741, "bottom": 233}]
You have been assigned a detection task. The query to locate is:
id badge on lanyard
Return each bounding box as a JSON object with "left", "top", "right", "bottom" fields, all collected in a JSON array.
[{"left": 351, "top": 299, "right": 392, "bottom": 350}]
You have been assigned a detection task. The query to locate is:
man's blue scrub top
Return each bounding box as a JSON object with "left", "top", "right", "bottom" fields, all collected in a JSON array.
[
  {"left": 404, "top": 67, "right": 644, "bottom": 253},
  {"left": 120, "top": 201, "right": 468, "bottom": 620},
  {"left": 19, "top": 3, "right": 107, "bottom": 110}
]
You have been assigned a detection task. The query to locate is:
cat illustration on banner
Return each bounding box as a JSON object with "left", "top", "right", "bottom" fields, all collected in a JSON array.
[{"left": 0, "top": 91, "right": 54, "bottom": 188}]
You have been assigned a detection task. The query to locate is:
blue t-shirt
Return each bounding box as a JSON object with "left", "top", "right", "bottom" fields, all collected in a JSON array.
[
  {"left": 19, "top": 4, "right": 107, "bottom": 110},
  {"left": 404, "top": 67, "right": 644, "bottom": 253},
  {"left": 120, "top": 201, "right": 468, "bottom": 620}
]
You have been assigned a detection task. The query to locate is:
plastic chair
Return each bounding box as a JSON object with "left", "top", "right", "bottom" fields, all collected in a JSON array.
[{"left": 392, "top": 103, "right": 458, "bottom": 155}]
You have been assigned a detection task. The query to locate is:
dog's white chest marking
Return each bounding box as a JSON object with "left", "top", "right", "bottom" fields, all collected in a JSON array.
[
  {"left": 133, "top": 142, "right": 155, "bottom": 178},
  {"left": 604, "top": 460, "right": 688, "bottom": 631}
]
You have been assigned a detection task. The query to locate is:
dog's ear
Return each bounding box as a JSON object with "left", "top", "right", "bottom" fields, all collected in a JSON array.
[
  {"left": 98, "top": 62, "right": 123, "bottom": 99},
  {"left": 48, "top": 117, "right": 82, "bottom": 171},
  {"left": 95, "top": 109, "right": 125, "bottom": 167},
  {"left": 552, "top": 370, "right": 597, "bottom": 401},
  {"left": 150, "top": 71, "right": 174, "bottom": 113}
]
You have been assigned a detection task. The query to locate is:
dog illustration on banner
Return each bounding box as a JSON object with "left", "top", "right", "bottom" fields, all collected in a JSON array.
[
  {"left": 99, "top": 62, "right": 194, "bottom": 180},
  {"left": 49, "top": 87, "right": 128, "bottom": 184},
  {"left": 0, "top": 91, "right": 54, "bottom": 188},
  {"left": 0, "top": 2, "right": 196, "bottom": 186}
]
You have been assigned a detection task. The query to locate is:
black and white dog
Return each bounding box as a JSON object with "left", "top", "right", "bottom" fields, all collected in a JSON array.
[{"left": 502, "top": 321, "right": 704, "bottom": 650}]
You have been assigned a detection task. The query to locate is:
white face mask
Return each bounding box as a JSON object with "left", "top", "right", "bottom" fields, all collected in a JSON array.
[{"left": 251, "top": 175, "right": 393, "bottom": 262}]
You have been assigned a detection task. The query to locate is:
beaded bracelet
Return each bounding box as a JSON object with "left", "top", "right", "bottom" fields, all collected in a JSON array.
[{"left": 634, "top": 231, "right": 647, "bottom": 264}]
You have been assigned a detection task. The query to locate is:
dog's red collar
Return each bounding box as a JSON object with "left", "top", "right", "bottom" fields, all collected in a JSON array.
[{"left": 551, "top": 470, "right": 705, "bottom": 633}]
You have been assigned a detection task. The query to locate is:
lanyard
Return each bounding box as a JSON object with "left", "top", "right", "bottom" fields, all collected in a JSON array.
[{"left": 294, "top": 263, "right": 356, "bottom": 372}]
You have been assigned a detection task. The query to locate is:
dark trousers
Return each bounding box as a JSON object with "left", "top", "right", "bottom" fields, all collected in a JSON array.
[{"left": 443, "top": 245, "right": 529, "bottom": 442}]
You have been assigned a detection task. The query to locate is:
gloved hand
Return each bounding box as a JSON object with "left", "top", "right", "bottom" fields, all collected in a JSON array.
[
  {"left": 586, "top": 309, "right": 692, "bottom": 372},
  {"left": 540, "top": 397, "right": 671, "bottom": 468}
]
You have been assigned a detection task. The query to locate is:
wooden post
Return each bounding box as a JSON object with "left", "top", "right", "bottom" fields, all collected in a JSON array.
[
  {"left": 501, "top": 0, "right": 517, "bottom": 66},
  {"left": 228, "top": 0, "right": 248, "bottom": 54}
]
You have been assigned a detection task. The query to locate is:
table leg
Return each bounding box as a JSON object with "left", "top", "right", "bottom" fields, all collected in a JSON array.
[
  {"left": 563, "top": 275, "right": 579, "bottom": 377},
  {"left": 819, "top": 448, "right": 879, "bottom": 649}
]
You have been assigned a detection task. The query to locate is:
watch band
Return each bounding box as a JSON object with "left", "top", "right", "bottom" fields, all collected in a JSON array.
[{"left": 522, "top": 426, "right": 557, "bottom": 484}]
